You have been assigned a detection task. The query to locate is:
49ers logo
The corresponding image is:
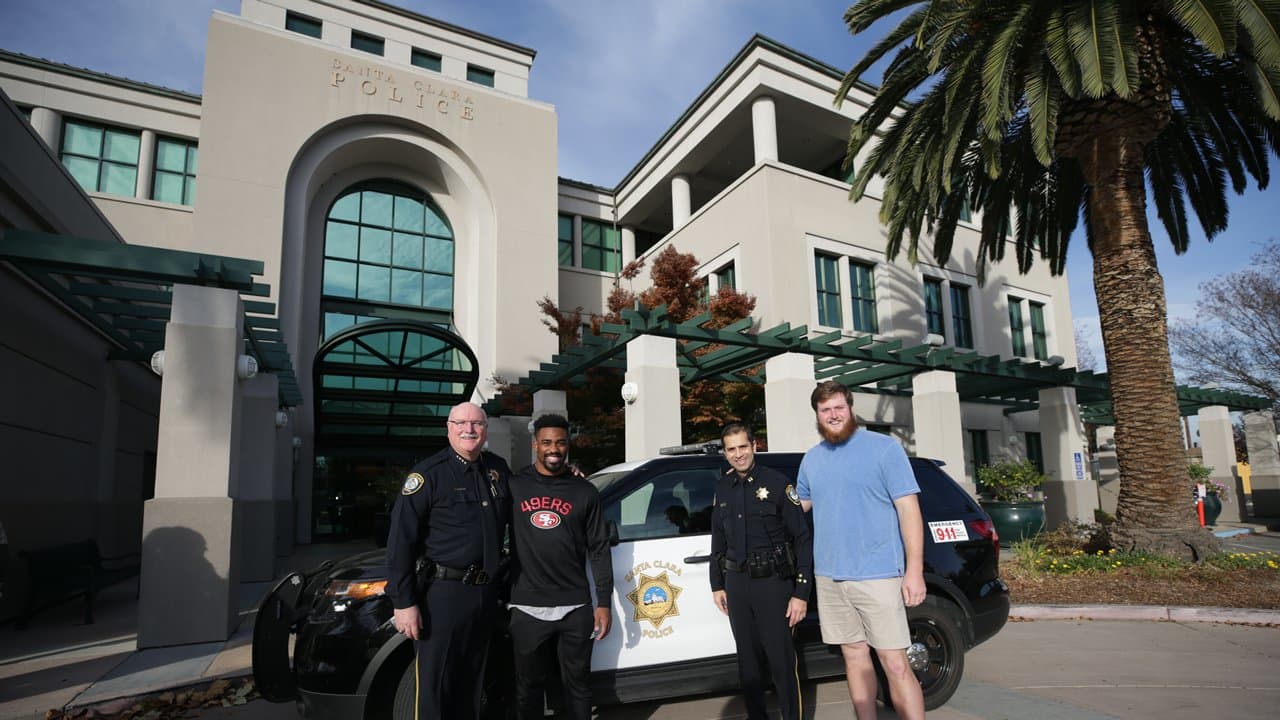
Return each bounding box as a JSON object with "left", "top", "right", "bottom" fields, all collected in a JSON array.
[{"left": 530, "top": 510, "right": 562, "bottom": 529}]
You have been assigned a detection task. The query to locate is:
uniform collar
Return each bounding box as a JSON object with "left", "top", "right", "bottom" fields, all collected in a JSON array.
[{"left": 730, "top": 463, "right": 756, "bottom": 485}]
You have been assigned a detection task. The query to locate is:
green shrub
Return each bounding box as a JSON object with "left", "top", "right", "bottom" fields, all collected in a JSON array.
[{"left": 976, "top": 459, "right": 1046, "bottom": 503}]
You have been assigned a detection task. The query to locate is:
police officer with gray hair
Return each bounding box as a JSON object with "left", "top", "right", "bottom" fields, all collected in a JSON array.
[{"left": 710, "top": 422, "right": 814, "bottom": 720}]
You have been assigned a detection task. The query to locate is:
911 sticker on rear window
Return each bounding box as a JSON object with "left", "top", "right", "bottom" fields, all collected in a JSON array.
[{"left": 928, "top": 520, "right": 969, "bottom": 543}]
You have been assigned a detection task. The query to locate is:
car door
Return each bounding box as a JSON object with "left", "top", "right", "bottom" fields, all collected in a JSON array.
[{"left": 590, "top": 464, "right": 737, "bottom": 671}]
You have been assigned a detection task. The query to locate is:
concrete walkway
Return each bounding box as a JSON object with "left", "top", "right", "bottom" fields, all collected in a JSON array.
[{"left": 1, "top": 524, "right": 1274, "bottom": 720}]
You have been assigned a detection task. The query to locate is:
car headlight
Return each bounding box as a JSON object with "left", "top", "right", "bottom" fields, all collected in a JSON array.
[{"left": 324, "top": 579, "right": 388, "bottom": 601}]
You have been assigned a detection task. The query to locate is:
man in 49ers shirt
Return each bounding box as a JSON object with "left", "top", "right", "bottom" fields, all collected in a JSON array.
[{"left": 508, "top": 413, "right": 613, "bottom": 720}]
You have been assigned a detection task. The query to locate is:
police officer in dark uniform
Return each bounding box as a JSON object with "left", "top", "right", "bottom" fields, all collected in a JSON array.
[
  {"left": 710, "top": 422, "right": 814, "bottom": 720},
  {"left": 386, "top": 401, "right": 511, "bottom": 720}
]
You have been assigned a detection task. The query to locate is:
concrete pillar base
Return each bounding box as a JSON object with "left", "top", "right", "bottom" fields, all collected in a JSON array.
[
  {"left": 275, "top": 499, "right": 295, "bottom": 558},
  {"left": 238, "top": 499, "right": 276, "bottom": 582},
  {"left": 1043, "top": 479, "right": 1097, "bottom": 528},
  {"left": 1252, "top": 482, "right": 1280, "bottom": 517},
  {"left": 138, "top": 497, "right": 240, "bottom": 647}
]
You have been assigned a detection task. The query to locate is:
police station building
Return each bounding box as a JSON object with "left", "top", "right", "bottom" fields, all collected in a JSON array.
[{"left": 3, "top": 0, "right": 1269, "bottom": 644}]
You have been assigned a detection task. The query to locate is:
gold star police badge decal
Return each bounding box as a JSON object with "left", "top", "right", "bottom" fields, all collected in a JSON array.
[
  {"left": 756, "top": 486, "right": 770, "bottom": 501},
  {"left": 626, "top": 571, "right": 683, "bottom": 628},
  {"left": 401, "top": 473, "right": 425, "bottom": 495}
]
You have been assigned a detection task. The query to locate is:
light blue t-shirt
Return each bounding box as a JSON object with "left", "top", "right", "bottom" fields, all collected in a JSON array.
[{"left": 796, "top": 429, "right": 919, "bottom": 581}]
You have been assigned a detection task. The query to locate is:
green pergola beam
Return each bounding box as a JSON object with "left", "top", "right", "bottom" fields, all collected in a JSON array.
[{"left": 3, "top": 230, "right": 264, "bottom": 291}]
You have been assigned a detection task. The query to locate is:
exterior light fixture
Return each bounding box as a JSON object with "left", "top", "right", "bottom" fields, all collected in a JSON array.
[
  {"left": 292, "top": 437, "right": 303, "bottom": 449},
  {"left": 924, "top": 333, "right": 945, "bottom": 347},
  {"left": 150, "top": 350, "right": 165, "bottom": 377},
  {"left": 620, "top": 382, "right": 639, "bottom": 405},
  {"left": 237, "top": 355, "right": 259, "bottom": 380},
  {"left": 275, "top": 410, "right": 289, "bottom": 428},
  {"left": 1046, "top": 355, "right": 1065, "bottom": 367}
]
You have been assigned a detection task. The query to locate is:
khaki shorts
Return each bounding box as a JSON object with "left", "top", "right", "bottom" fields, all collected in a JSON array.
[{"left": 814, "top": 576, "right": 910, "bottom": 649}]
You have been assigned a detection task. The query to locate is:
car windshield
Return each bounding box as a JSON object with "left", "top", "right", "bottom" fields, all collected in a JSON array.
[{"left": 588, "top": 470, "right": 632, "bottom": 495}]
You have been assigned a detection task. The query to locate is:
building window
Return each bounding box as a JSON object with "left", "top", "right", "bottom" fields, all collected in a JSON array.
[
  {"left": 814, "top": 253, "right": 842, "bottom": 328},
  {"left": 1008, "top": 296, "right": 1026, "bottom": 357},
  {"left": 411, "top": 48, "right": 442, "bottom": 72},
  {"left": 714, "top": 263, "right": 736, "bottom": 291},
  {"left": 152, "top": 136, "right": 198, "bottom": 206},
  {"left": 850, "top": 261, "right": 878, "bottom": 333},
  {"left": 557, "top": 214, "right": 574, "bottom": 267},
  {"left": 466, "top": 64, "right": 495, "bottom": 87},
  {"left": 580, "top": 218, "right": 620, "bottom": 273},
  {"left": 60, "top": 119, "right": 139, "bottom": 197},
  {"left": 923, "top": 277, "right": 944, "bottom": 338},
  {"left": 1029, "top": 301, "right": 1048, "bottom": 360},
  {"left": 950, "top": 283, "right": 973, "bottom": 349},
  {"left": 285, "top": 11, "right": 322, "bottom": 38},
  {"left": 323, "top": 181, "right": 454, "bottom": 312},
  {"left": 351, "top": 31, "right": 384, "bottom": 56},
  {"left": 1025, "top": 432, "right": 1044, "bottom": 474},
  {"left": 967, "top": 429, "right": 990, "bottom": 482}
]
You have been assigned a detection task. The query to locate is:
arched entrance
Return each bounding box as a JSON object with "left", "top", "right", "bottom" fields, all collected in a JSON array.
[{"left": 308, "top": 178, "right": 476, "bottom": 539}]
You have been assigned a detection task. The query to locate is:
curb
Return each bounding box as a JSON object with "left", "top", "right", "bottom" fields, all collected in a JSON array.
[
  {"left": 1213, "top": 527, "right": 1256, "bottom": 538},
  {"left": 1011, "top": 604, "right": 1280, "bottom": 625}
]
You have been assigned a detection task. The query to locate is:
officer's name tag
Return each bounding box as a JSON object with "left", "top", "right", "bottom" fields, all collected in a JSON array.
[{"left": 928, "top": 520, "right": 969, "bottom": 543}]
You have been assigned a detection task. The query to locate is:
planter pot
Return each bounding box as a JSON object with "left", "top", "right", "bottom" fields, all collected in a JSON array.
[
  {"left": 981, "top": 500, "right": 1046, "bottom": 546},
  {"left": 1201, "top": 494, "right": 1223, "bottom": 527}
]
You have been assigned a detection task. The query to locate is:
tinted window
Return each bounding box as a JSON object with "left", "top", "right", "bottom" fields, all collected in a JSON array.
[
  {"left": 604, "top": 468, "right": 717, "bottom": 541},
  {"left": 911, "top": 460, "right": 980, "bottom": 516}
]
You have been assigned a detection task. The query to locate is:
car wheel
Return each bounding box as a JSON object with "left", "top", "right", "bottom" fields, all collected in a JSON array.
[
  {"left": 391, "top": 661, "right": 415, "bottom": 720},
  {"left": 904, "top": 595, "right": 965, "bottom": 711}
]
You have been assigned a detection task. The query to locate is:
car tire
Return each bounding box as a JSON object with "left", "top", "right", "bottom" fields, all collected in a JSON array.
[
  {"left": 903, "top": 595, "right": 966, "bottom": 711},
  {"left": 391, "top": 661, "right": 415, "bottom": 720}
]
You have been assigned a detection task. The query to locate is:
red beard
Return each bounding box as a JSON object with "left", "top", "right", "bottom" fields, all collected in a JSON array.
[{"left": 816, "top": 417, "right": 857, "bottom": 445}]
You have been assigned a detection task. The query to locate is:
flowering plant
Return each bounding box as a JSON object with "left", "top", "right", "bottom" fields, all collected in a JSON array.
[
  {"left": 1189, "top": 462, "right": 1229, "bottom": 503},
  {"left": 976, "top": 459, "right": 1045, "bottom": 503}
]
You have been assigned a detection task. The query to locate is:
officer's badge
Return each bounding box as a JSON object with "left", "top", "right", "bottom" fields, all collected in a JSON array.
[
  {"left": 755, "top": 486, "right": 770, "bottom": 501},
  {"left": 401, "top": 473, "right": 425, "bottom": 495},
  {"left": 626, "top": 571, "right": 683, "bottom": 629},
  {"left": 786, "top": 484, "right": 801, "bottom": 506}
]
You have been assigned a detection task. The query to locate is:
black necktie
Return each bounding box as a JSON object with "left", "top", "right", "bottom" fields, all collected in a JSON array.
[{"left": 469, "top": 460, "right": 499, "bottom": 574}]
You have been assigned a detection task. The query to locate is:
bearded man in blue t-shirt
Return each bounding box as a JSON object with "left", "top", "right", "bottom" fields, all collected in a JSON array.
[{"left": 796, "top": 380, "right": 925, "bottom": 720}]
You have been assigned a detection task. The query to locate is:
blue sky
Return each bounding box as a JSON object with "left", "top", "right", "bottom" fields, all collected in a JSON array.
[{"left": 1, "top": 0, "right": 1276, "bottom": 373}]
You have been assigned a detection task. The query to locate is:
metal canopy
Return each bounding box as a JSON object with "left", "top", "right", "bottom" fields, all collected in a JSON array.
[
  {"left": 0, "top": 230, "right": 302, "bottom": 407},
  {"left": 483, "top": 306, "right": 1271, "bottom": 421},
  {"left": 313, "top": 319, "right": 478, "bottom": 450}
]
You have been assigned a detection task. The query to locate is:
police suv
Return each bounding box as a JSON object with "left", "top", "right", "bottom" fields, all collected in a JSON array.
[{"left": 252, "top": 447, "right": 1009, "bottom": 719}]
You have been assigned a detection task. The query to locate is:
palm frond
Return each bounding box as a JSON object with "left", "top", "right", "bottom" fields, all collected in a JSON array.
[{"left": 1167, "top": 0, "right": 1240, "bottom": 55}]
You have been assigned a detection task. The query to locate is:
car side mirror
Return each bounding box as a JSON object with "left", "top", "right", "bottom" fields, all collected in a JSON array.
[{"left": 606, "top": 520, "right": 620, "bottom": 547}]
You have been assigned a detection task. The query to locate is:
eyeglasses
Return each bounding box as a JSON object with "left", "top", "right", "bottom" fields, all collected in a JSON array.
[{"left": 447, "top": 420, "right": 488, "bottom": 429}]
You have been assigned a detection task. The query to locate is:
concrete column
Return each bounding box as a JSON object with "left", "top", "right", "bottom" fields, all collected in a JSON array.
[
  {"left": 671, "top": 175, "right": 692, "bottom": 227},
  {"left": 1038, "top": 387, "right": 1097, "bottom": 528},
  {"left": 572, "top": 215, "right": 583, "bottom": 267},
  {"left": 29, "top": 107, "right": 61, "bottom": 149},
  {"left": 486, "top": 416, "right": 514, "bottom": 465},
  {"left": 507, "top": 415, "right": 534, "bottom": 469},
  {"left": 911, "top": 371, "right": 971, "bottom": 495},
  {"left": 1094, "top": 425, "right": 1120, "bottom": 516},
  {"left": 274, "top": 417, "right": 295, "bottom": 558},
  {"left": 295, "top": 434, "right": 314, "bottom": 545},
  {"left": 1198, "top": 405, "right": 1241, "bottom": 522},
  {"left": 751, "top": 95, "right": 778, "bottom": 164},
  {"left": 236, "top": 374, "right": 279, "bottom": 581},
  {"left": 621, "top": 226, "right": 637, "bottom": 265},
  {"left": 93, "top": 360, "right": 122, "bottom": 555},
  {"left": 533, "top": 389, "right": 567, "bottom": 420},
  {"left": 1245, "top": 411, "right": 1280, "bottom": 516},
  {"left": 625, "top": 335, "right": 681, "bottom": 460},
  {"left": 139, "top": 285, "right": 245, "bottom": 648},
  {"left": 136, "top": 129, "right": 155, "bottom": 200},
  {"left": 764, "top": 354, "right": 816, "bottom": 451}
]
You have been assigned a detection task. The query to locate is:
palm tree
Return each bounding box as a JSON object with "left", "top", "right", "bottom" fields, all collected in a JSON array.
[{"left": 838, "top": 1, "right": 1280, "bottom": 559}]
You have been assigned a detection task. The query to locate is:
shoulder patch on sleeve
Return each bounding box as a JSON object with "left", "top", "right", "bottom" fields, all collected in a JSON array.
[
  {"left": 402, "top": 473, "right": 426, "bottom": 495},
  {"left": 786, "top": 484, "right": 800, "bottom": 506}
]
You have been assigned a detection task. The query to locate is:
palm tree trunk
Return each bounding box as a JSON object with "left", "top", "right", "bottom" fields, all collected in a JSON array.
[{"left": 1080, "top": 134, "right": 1220, "bottom": 561}]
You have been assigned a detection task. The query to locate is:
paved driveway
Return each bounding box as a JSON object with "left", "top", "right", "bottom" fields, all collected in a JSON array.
[{"left": 592, "top": 618, "right": 1280, "bottom": 719}]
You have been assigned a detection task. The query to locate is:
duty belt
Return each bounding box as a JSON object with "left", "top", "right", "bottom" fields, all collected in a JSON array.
[
  {"left": 430, "top": 563, "right": 491, "bottom": 585},
  {"left": 719, "top": 555, "right": 773, "bottom": 578}
]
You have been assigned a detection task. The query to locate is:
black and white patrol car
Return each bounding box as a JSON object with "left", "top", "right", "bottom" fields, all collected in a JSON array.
[{"left": 252, "top": 448, "right": 1009, "bottom": 718}]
